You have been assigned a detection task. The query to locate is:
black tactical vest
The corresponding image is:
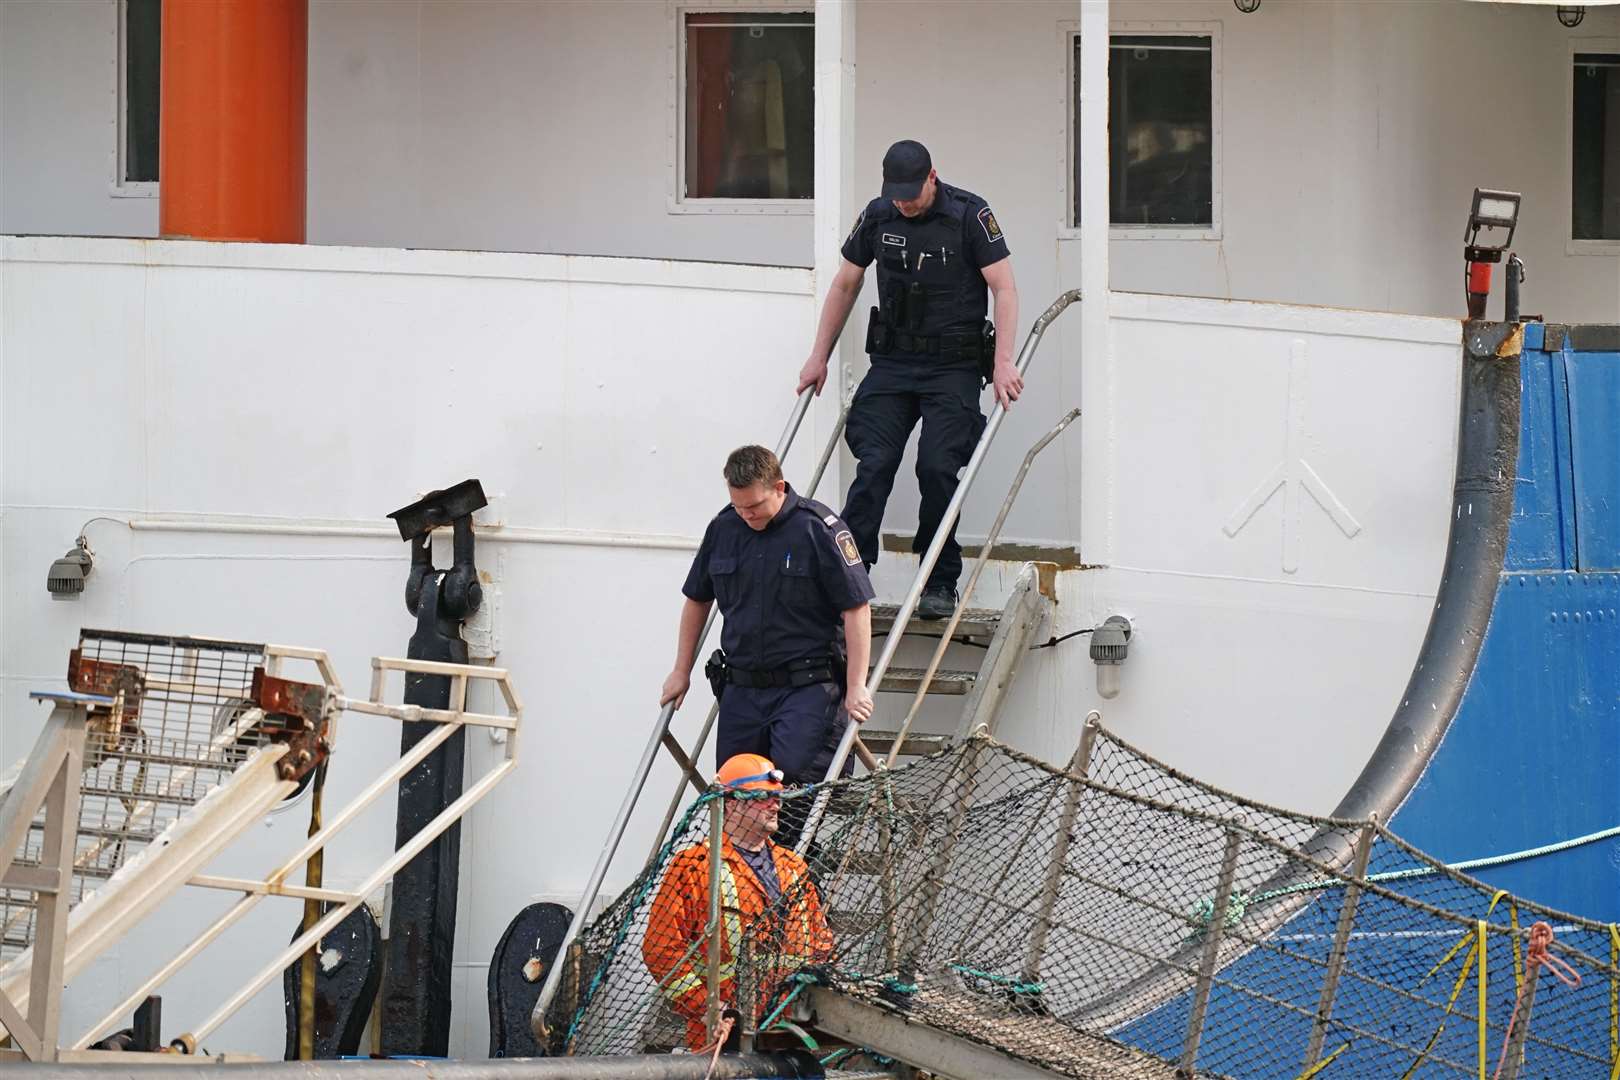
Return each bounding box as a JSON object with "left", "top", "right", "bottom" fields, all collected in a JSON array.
[{"left": 870, "top": 186, "right": 988, "bottom": 338}]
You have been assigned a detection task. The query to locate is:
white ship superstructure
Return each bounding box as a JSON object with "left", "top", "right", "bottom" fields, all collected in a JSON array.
[{"left": 1, "top": 0, "right": 1617, "bottom": 1062}]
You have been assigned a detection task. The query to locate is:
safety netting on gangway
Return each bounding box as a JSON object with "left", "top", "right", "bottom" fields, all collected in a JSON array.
[{"left": 547, "top": 725, "right": 1620, "bottom": 1078}]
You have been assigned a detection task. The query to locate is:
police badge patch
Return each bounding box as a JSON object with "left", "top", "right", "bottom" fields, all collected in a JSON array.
[
  {"left": 846, "top": 209, "right": 865, "bottom": 244},
  {"left": 834, "top": 530, "right": 862, "bottom": 567},
  {"left": 977, "top": 206, "right": 1004, "bottom": 243}
]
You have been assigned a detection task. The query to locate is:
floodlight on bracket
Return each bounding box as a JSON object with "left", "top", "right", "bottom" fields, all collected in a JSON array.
[
  {"left": 45, "top": 517, "right": 129, "bottom": 599},
  {"left": 1463, "top": 187, "right": 1522, "bottom": 320}
]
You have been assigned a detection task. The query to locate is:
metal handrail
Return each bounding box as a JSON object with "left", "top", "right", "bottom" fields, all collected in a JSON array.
[
  {"left": 883, "top": 406, "right": 1080, "bottom": 766},
  {"left": 532, "top": 387, "right": 844, "bottom": 1038},
  {"left": 794, "top": 288, "right": 1084, "bottom": 855}
]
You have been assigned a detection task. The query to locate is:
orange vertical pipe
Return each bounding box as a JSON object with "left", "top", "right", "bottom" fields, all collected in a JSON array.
[{"left": 159, "top": 0, "right": 307, "bottom": 243}]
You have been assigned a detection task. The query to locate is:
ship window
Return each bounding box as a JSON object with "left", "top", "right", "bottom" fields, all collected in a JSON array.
[
  {"left": 681, "top": 12, "right": 815, "bottom": 203},
  {"left": 1070, "top": 31, "right": 1218, "bottom": 233},
  {"left": 1573, "top": 52, "right": 1620, "bottom": 242},
  {"left": 118, "top": 0, "right": 161, "bottom": 191}
]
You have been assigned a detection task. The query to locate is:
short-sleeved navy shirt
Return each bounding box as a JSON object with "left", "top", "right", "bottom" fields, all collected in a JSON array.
[
  {"left": 682, "top": 484, "right": 876, "bottom": 671},
  {"left": 840, "top": 180, "right": 1010, "bottom": 274}
]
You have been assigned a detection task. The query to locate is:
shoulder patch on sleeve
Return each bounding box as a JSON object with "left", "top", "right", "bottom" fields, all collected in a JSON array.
[
  {"left": 846, "top": 208, "right": 865, "bottom": 244},
  {"left": 834, "top": 530, "right": 862, "bottom": 567},
  {"left": 977, "top": 205, "right": 1004, "bottom": 244},
  {"left": 823, "top": 513, "right": 839, "bottom": 527}
]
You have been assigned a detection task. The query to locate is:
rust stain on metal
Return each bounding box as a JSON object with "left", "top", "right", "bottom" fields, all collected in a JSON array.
[
  {"left": 251, "top": 668, "right": 332, "bottom": 781},
  {"left": 1496, "top": 323, "right": 1525, "bottom": 359},
  {"left": 252, "top": 669, "right": 328, "bottom": 724},
  {"left": 68, "top": 650, "right": 145, "bottom": 698}
]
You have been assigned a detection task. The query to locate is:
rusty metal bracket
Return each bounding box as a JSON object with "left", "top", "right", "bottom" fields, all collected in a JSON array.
[{"left": 250, "top": 670, "right": 333, "bottom": 783}]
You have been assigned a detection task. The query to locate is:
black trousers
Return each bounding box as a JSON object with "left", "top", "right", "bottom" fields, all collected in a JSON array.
[
  {"left": 842, "top": 358, "right": 986, "bottom": 591},
  {"left": 716, "top": 681, "right": 850, "bottom": 850}
]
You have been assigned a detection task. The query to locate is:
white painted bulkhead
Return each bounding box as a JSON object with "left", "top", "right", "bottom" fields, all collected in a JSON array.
[
  {"left": 1, "top": 0, "right": 1616, "bottom": 322},
  {"left": 1, "top": 235, "right": 1460, "bottom": 1056},
  {"left": 0, "top": 0, "right": 1611, "bottom": 1062}
]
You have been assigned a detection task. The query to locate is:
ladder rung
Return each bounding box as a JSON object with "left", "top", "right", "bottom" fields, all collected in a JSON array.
[
  {"left": 870, "top": 603, "right": 1001, "bottom": 643},
  {"left": 856, "top": 730, "right": 951, "bottom": 757},
  {"left": 837, "top": 851, "right": 888, "bottom": 876},
  {"left": 876, "top": 668, "right": 976, "bottom": 696},
  {"left": 828, "top": 908, "right": 886, "bottom": 935}
]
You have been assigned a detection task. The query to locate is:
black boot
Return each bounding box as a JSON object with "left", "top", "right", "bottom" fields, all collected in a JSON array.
[{"left": 916, "top": 584, "right": 958, "bottom": 621}]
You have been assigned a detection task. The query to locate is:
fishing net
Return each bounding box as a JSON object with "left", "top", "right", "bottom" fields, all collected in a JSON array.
[{"left": 550, "top": 725, "right": 1620, "bottom": 1078}]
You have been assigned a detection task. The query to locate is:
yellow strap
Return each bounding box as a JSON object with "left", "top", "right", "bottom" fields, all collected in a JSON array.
[
  {"left": 1608, "top": 924, "right": 1619, "bottom": 1080},
  {"left": 1401, "top": 940, "right": 1481, "bottom": 1080},
  {"left": 1476, "top": 920, "right": 1488, "bottom": 1080},
  {"left": 1296, "top": 1041, "right": 1350, "bottom": 1079}
]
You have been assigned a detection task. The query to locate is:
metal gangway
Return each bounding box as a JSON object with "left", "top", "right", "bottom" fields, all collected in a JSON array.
[
  {"left": 0, "top": 630, "right": 522, "bottom": 1064},
  {"left": 533, "top": 289, "right": 1085, "bottom": 1040}
]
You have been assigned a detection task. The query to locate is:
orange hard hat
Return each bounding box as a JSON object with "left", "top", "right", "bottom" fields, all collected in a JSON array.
[{"left": 716, "top": 753, "right": 784, "bottom": 792}]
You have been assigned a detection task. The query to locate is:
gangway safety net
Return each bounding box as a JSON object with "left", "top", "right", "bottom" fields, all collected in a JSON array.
[{"left": 548, "top": 724, "right": 1620, "bottom": 1079}]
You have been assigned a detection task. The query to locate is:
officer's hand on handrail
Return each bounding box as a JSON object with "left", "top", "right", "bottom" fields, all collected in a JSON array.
[
  {"left": 845, "top": 684, "right": 875, "bottom": 725},
  {"left": 660, "top": 670, "right": 691, "bottom": 709},
  {"left": 991, "top": 358, "right": 1023, "bottom": 409},
  {"left": 795, "top": 357, "right": 829, "bottom": 396}
]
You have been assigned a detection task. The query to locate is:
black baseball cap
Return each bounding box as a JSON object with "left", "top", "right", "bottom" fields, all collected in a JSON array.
[{"left": 881, "top": 140, "right": 932, "bottom": 200}]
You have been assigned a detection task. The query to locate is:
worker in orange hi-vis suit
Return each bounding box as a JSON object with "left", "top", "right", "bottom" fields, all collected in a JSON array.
[{"left": 641, "top": 753, "right": 835, "bottom": 1051}]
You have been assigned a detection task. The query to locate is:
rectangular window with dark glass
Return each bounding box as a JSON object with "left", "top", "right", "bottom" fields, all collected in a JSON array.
[
  {"left": 1073, "top": 35, "right": 1214, "bottom": 227},
  {"left": 684, "top": 12, "right": 814, "bottom": 201},
  {"left": 1573, "top": 52, "right": 1620, "bottom": 242},
  {"left": 123, "top": 0, "right": 161, "bottom": 184}
]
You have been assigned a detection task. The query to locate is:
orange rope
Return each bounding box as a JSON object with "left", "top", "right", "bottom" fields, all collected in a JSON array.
[
  {"left": 1493, "top": 922, "right": 1581, "bottom": 1080},
  {"left": 697, "top": 1014, "right": 736, "bottom": 1080}
]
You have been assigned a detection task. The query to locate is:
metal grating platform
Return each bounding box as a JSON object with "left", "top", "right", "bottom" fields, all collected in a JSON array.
[{"left": 0, "top": 629, "right": 272, "bottom": 958}]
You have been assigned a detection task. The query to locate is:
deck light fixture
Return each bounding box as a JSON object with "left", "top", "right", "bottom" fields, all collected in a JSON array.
[
  {"left": 45, "top": 517, "right": 128, "bottom": 599},
  {"left": 1090, "top": 616, "right": 1132, "bottom": 700},
  {"left": 46, "top": 537, "right": 94, "bottom": 598},
  {"left": 1234, "top": 0, "right": 1261, "bottom": 11},
  {"left": 1557, "top": 6, "right": 1585, "bottom": 27},
  {"left": 1464, "top": 188, "right": 1521, "bottom": 319}
]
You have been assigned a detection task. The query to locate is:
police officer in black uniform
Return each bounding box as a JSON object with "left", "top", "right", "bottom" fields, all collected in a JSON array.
[
  {"left": 661, "top": 445, "right": 876, "bottom": 801},
  {"left": 797, "top": 140, "right": 1021, "bottom": 620}
]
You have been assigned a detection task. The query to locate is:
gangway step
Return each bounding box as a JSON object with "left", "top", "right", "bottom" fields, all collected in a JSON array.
[
  {"left": 871, "top": 603, "right": 1002, "bottom": 645},
  {"left": 827, "top": 909, "right": 885, "bottom": 936},
  {"left": 806, "top": 984, "right": 1210, "bottom": 1080},
  {"left": 856, "top": 731, "right": 951, "bottom": 758},
  {"left": 876, "top": 668, "right": 976, "bottom": 696},
  {"left": 837, "top": 851, "right": 887, "bottom": 876}
]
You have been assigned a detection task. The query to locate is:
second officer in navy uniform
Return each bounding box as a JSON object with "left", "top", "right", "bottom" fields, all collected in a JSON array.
[
  {"left": 796, "top": 139, "right": 1021, "bottom": 620},
  {"left": 661, "top": 445, "right": 875, "bottom": 814}
]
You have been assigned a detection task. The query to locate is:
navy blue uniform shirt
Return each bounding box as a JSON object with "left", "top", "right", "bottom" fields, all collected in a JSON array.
[
  {"left": 682, "top": 484, "right": 876, "bottom": 671},
  {"left": 841, "top": 180, "right": 1010, "bottom": 272},
  {"left": 840, "top": 179, "right": 1010, "bottom": 338}
]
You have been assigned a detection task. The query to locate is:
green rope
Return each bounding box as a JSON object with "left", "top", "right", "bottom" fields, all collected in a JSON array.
[
  {"left": 1370, "top": 820, "right": 1620, "bottom": 881},
  {"left": 1196, "top": 821, "right": 1620, "bottom": 922},
  {"left": 949, "top": 963, "right": 1046, "bottom": 995},
  {"left": 757, "top": 974, "right": 814, "bottom": 1032}
]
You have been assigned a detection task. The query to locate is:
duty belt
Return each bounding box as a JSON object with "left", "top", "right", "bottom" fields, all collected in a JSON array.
[
  {"left": 726, "top": 657, "right": 838, "bottom": 690},
  {"left": 889, "top": 329, "right": 984, "bottom": 357}
]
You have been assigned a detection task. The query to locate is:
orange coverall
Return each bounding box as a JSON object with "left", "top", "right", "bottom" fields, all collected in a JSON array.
[{"left": 642, "top": 836, "right": 834, "bottom": 1050}]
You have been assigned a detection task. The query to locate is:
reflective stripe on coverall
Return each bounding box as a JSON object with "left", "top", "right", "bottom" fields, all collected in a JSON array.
[{"left": 641, "top": 836, "right": 833, "bottom": 1050}]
